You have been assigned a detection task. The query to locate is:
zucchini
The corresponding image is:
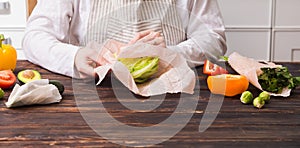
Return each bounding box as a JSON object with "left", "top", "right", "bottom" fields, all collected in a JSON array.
[{"left": 49, "top": 80, "right": 64, "bottom": 95}]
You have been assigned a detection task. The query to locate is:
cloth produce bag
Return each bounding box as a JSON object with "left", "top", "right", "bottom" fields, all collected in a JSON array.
[{"left": 228, "top": 52, "right": 291, "bottom": 97}]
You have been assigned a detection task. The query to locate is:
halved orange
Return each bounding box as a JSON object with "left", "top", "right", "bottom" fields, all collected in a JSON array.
[{"left": 207, "top": 74, "right": 249, "bottom": 97}]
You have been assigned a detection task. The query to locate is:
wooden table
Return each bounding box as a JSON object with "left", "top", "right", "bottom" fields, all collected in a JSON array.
[{"left": 1, "top": 60, "right": 300, "bottom": 147}]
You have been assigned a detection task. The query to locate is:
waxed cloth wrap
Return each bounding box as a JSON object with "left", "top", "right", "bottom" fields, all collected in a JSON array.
[
  {"left": 5, "top": 79, "right": 62, "bottom": 108},
  {"left": 228, "top": 52, "right": 291, "bottom": 97},
  {"left": 92, "top": 40, "right": 196, "bottom": 97}
]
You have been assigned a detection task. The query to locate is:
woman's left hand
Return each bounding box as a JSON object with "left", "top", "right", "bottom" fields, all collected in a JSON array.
[{"left": 128, "top": 30, "right": 166, "bottom": 48}]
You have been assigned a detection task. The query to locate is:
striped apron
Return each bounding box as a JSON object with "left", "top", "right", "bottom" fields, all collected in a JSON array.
[{"left": 84, "top": 0, "right": 186, "bottom": 46}]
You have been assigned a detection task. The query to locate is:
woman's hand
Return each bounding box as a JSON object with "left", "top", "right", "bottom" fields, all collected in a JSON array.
[
  {"left": 74, "top": 30, "right": 165, "bottom": 78},
  {"left": 74, "top": 46, "right": 101, "bottom": 78},
  {"left": 74, "top": 40, "right": 126, "bottom": 79},
  {"left": 129, "top": 30, "right": 166, "bottom": 48}
]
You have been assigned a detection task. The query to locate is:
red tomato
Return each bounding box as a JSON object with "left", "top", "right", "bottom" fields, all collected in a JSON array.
[
  {"left": 203, "top": 60, "right": 228, "bottom": 76},
  {"left": 0, "top": 70, "right": 16, "bottom": 89}
]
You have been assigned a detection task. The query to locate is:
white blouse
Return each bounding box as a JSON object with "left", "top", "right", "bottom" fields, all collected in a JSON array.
[{"left": 22, "top": 0, "right": 227, "bottom": 77}]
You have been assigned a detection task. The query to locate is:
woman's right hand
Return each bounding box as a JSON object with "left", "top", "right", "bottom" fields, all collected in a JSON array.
[
  {"left": 74, "top": 40, "right": 126, "bottom": 79},
  {"left": 74, "top": 46, "right": 101, "bottom": 78}
]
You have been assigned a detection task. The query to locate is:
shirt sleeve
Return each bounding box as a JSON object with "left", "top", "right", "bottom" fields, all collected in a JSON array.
[
  {"left": 168, "top": 0, "right": 227, "bottom": 67},
  {"left": 22, "top": 0, "right": 79, "bottom": 77}
]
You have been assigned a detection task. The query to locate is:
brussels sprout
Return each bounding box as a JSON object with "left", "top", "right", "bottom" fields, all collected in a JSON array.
[
  {"left": 259, "top": 91, "right": 271, "bottom": 104},
  {"left": 253, "top": 97, "right": 265, "bottom": 109},
  {"left": 240, "top": 91, "right": 253, "bottom": 104}
]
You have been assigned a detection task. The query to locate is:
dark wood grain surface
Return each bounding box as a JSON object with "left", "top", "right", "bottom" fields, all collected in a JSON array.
[{"left": 1, "top": 60, "right": 300, "bottom": 147}]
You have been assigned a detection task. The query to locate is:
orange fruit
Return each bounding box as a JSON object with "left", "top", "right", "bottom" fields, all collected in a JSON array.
[{"left": 207, "top": 74, "right": 249, "bottom": 97}]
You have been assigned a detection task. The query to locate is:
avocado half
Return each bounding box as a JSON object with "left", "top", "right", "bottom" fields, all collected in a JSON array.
[{"left": 17, "top": 70, "right": 41, "bottom": 84}]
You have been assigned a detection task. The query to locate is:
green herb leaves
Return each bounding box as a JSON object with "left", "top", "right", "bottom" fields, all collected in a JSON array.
[{"left": 258, "top": 67, "right": 300, "bottom": 93}]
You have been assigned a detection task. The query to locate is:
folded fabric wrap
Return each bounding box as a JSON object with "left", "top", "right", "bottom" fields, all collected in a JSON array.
[{"left": 5, "top": 79, "right": 62, "bottom": 108}]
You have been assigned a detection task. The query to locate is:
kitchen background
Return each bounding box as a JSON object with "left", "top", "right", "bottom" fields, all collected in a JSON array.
[{"left": 1, "top": 0, "right": 299, "bottom": 61}]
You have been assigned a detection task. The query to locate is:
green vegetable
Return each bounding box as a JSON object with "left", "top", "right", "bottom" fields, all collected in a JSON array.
[
  {"left": 17, "top": 69, "right": 41, "bottom": 84},
  {"left": 258, "top": 67, "right": 300, "bottom": 93},
  {"left": 220, "top": 56, "right": 229, "bottom": 61},
  {"left": 253, "top": 97, "right": 265, "bottom": 109},
  {"left": 259, "top": 91, "right": 270, "bottom": 104},
  {"left": 240, "top": 91, "right": 253, "bottom": 104},
  {"left": 49, "top": 80, "right": 64, "bottom": 95},
  {"left": 0, "top": 88, "right": 4, "bottom": 99},
  {"left": 118, "top": 57, "right": 159, "bottom": 83}
]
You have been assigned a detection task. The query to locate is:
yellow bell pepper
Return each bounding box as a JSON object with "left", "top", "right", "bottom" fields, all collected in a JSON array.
[{"left": 0, "top": 34, "right": 17, "bottom": 71}]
